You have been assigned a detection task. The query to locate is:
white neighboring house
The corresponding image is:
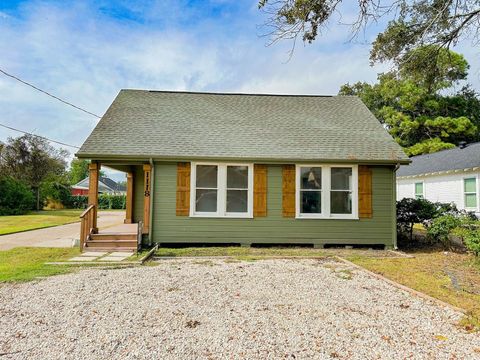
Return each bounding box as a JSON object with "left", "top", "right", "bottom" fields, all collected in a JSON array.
[{"left": 397, "top": 142, "right": 480, "bottom": 217}]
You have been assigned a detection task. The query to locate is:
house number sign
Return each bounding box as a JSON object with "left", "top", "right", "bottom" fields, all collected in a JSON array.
[{"left": 144, "top": 171, "right": 150, "bottom": 197}]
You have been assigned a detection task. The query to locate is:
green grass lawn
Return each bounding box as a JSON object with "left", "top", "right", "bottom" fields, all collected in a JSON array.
[
  {"left": 0, "top": 247, "right": 80, "bottom": 282},
  {"left": 0, "top": 209, "right": 83, "bottom": 235}
]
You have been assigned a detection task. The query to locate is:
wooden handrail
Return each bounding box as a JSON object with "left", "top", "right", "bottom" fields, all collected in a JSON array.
[
  {"left": 79, "top": 204, "right": 96, "bottom": 251},
  {"left": 80, "top": 204, "right": 95, "bottom": 219}
]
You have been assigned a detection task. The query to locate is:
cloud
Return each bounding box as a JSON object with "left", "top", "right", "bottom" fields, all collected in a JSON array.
[{"left": 0, "top": 0, "right": 478, "bottom": 176}]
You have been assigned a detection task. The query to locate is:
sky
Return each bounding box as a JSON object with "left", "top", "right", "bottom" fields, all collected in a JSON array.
[{"left": 1, "top": 0, "right": 479, "bottom": 181}]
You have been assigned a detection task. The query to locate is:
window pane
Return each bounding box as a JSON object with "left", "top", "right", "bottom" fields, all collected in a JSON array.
[
  {"left": 300, "top": 167, "right": 321, "bottom": 190},
  {"left": 465, "top": 194, "right": 477, "bottom": 208},
  {"left": 331, "top": 168, "right": 352, "bottom": 190},
  {"left": 415, "top": 182, "right": 423, "bottom": 195},
  {"left": 464, "top": 178, "right": 476, "bottom": 193},
  {"left": 196, "top": 165, "right": 217, "bottom": 188},
  {"left": 331, "top": 191, "right": 352, "bottom": 214},
  {"left": 300, "top": 191, "right": 321, "bottom": 214},
  {"left": 195, "top": 189, "right": 217, "bottom": 212},
  {"left": 415, "top": 195, "right": 424, "bottom": 200},
  {"left": 227, "top": 190, "right": 248, "bottom": 213},
  {"left": 227, "top": 166, "right": 248, "bottom": 189}
]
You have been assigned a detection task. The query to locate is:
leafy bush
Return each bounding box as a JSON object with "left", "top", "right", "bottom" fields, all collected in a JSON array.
[
  {"left": 396, "top": 197, "right": 466, "bottom": 244},
  {"left": 40, "top": 177, "right": 72, "bottom": 208},
  {"left": 66, "top": 194, "right": 125, "bottom": 210},
  {"left": 98, "top": 194, "right": 126, "bottom": 210},
  {"left": 463, "top": 230, "right": 480, "bottom": 256},
  {"left": 427, "top": 214, "right": 462, "bottom": 246},
  {"left": 453, "top": 217, "right": 480, "bottom": 256},
  {"left": 397, "top": 198, "right": 440, "bottom": 241},
  {"left": 0, "top": 176, "right": 35, "bottom": 215},
  {"left": 68, "top": 195, "right": 88, "bottom": 209}
]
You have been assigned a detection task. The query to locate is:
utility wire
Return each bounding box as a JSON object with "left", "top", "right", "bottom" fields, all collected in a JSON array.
[
  {"left": 0, "top": 123, "right": 80, "bottom": 149},
  {"left": 0, "top": 68, "right": 102, "bottom": 118}
]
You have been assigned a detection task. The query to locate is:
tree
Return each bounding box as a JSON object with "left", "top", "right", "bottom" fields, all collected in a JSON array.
[
  {"left": 259, "top": 1, "right": 480, "bottom": 66},
  {"left": 68, "top": 158, "right": 105, "bottom": 185},
  {"left": 339, "top": 47, "right": 479, "bottom": 155},
  {"left": 68, "top": 158, "right": 89, "bottom": 185},
  {"left": 0, "top": 135, "right": 68, "bottom": 210},
  {"left": 0, "top": 176, "right": 35, "bottom": 215}
]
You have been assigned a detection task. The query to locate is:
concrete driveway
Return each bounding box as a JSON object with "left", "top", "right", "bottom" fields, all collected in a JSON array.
[{"left": 0, "top": 211, "right": 125, "bottom": 250}]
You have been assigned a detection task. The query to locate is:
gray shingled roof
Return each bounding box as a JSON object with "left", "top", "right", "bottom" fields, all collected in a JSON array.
[
  {"left": 397, "top": 142, "right": 480, "bottom": 177},
  {"left": 73, "top": 176, "right": 126, "bottom": 192},
  {"left": 77, "top": 90, "right": 409, "bottom": 163}
]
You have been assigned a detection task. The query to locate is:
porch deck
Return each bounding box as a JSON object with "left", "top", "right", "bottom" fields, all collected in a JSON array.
[
  {"left": 99, "top": 223, "right": 138, "bottom": 234},
  {"left": 79, "top": 161, "right": 150, "bottom": 253}
]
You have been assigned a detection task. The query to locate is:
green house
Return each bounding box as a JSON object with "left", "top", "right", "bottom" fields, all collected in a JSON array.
[{"left": 76, "top": 90, "right": 409, "bottom": 251}]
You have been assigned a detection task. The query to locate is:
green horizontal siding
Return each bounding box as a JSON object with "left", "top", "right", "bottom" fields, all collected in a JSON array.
[{"left": 148, "top": 163, "right": 395, "bottom": 247}]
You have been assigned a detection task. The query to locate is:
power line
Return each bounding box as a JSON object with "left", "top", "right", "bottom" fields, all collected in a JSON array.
[
  {"left": 0, "top": 123, "right": 80, "bottom": 149},
  {"left": 0, "top": 68, "right": 102, "bottom": 118}
]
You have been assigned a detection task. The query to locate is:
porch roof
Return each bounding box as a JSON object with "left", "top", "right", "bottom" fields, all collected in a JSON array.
[{"left": 77, "top": 90, "right": 409, "bottom": 164}]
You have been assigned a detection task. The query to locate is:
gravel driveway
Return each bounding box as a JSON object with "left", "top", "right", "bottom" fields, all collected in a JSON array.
[{"left": 0, "top": 259, "right": 478, "bottom": 359}]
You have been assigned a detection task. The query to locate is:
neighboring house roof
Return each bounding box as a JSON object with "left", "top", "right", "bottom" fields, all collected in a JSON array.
[
  {"left": 72, "top": 176, "right": 126, "bottom": 193},
  {"left": 100, "top": 177, "right": 126, "bottom": 192},
  {"left": 76, "top": 90, "right": 409, "bottom": 164},
  {"left": 397, "top": 142, "right": 480, "bottom": 177}
]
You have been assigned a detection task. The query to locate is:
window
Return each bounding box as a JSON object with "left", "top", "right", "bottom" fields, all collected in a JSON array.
[
  {"left": 226, "top": 166, "right": 249, "bottom": 213},
  {"left": 331, "top": 168, "right": 353, "bottom": 214},
  {"left": 191, "top": 163, "right": 253, "bottom": 217},
  {"left": 299, "top": 167, "right": 322, "bottom": 214},
  {"left": 414, "top": 182, "right": 424, "bottom": 199},
  {"left": 464, "top": 177, "right": 478, "bottom": 209},
  {"left": 296, "top": 165, "right": 358, "bottom": 219},
  {"left": 195, "top": 165, "right": 218, "bottom": 212}
]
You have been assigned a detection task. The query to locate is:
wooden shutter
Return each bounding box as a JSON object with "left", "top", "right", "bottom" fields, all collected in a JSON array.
[
  {"left": 253, "top": 164, "right": 267, "bottom": 217},
  {"left": 282, "top": 165, "right": 296, "bottom": 218},
  {"left": 176, "top": 162, "right": 191, "bottom": 216},
  {"left": 358, "top": 165, "right": 373, "bottom": 218}
]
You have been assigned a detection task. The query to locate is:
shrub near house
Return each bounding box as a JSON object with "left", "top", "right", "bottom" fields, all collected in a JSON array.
[{"left": 397, "top": 197, "right": 480, "bottom": 256}]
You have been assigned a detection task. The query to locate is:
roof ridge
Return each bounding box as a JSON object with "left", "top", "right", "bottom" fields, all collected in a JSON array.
[
  {"left": 409, "top": 141, "right": 480, "bottom": 159},
  {"left": 120, "top": 89, "right": 347, "bottom": 98}
]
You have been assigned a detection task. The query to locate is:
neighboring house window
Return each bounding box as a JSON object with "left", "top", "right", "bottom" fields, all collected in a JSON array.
[
  {"left": 296, "top": 165, "right": 358, "bottom": 219},
  {"left": 464, "top": 177, "right": 478, "bottom": 209},
  {"left": 191, "top": 163, "right": 253, "bottom": 217},
  {"left": 414, "top": 182, "right": 424, "bottom": 199}
]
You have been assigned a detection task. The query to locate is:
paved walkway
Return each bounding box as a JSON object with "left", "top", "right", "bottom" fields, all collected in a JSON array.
[
  {"left": 0, "top": 211, "right": 125, "bottom": 250},
  {"left": 68, "top": 251, "right": 133, "bottom": 262}
]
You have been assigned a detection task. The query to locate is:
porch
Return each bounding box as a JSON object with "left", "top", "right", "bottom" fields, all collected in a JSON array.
[{"left": 79, "top": 161, "right": 152, "bottom": 252}]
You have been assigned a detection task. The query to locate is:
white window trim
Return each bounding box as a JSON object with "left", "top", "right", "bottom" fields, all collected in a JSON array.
[
  {"left": 190, "top": 162, "right": 254, "bottom": 218},
  {"left": 295, "top": 164, "right": 358, "bottom": 220},
  {"left": 462, "top": 175, "right": 479, "bottom": 211},
  {"left": 414, "top": 181, "right": 425, "bottom": 199}
]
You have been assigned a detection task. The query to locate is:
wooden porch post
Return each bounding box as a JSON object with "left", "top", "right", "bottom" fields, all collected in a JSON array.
[
  {"left": 124, "top": 171, "right": 134, "bottom": 224},
  {"left": 88, "top": 162, "right": 100, "bottom": 232},
  {"left": 143, "top": 164, "right": 152, "bottom": 234}
]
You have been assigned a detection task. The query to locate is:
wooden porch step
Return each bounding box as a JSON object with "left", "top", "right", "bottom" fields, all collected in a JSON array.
[
  {"left": 90, "top": 233, "right": 136, "bottom": 241},
  {"left": 86, "top": 239, "right": 137, "bottom": 248}
]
